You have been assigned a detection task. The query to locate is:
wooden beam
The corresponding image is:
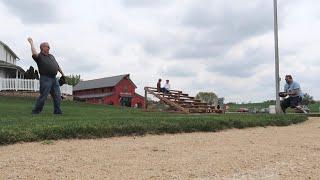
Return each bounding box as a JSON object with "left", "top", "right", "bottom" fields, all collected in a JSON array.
[
  {"left": 144, "top": 87, "right": 189, "bottom": 114},
  {"left": 144, "top": 87, "right": 219, "bottom": 114}
]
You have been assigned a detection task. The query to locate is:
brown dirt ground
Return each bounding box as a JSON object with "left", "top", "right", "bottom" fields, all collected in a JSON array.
[{"left": 0, "top": 117, "right": 319, "bottom": 180}]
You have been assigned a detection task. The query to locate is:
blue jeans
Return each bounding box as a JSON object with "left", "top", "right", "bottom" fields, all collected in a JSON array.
[
  {"left": 161, "top": 88, "right": 169, "bottom": 94},
  {"left": 33, "top": 75, "right": 62, "bottom": 114}
]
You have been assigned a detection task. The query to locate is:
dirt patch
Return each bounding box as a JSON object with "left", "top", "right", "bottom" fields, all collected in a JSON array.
[{"left": 0, "top": 118, "right": 319, "bottom": 179}]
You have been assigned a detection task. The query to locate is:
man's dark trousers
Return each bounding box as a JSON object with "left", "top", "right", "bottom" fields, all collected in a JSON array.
[
  {"left": 281, "top": 96, "right": 302, "bottom": 113},
  {"left": 32, "top": 75, "right": 62, "bottom": 114},
  {"left": 161, "top": 88, "right": 169, "bottom": 94}
]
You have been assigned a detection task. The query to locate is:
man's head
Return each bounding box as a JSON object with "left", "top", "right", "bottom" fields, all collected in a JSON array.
[
  {"left": 166, "top": 80, "right": 169, "bottom": 83},
  {"left": 285, "top": 75, "right": 293, "bottom": 84},
  {"left": 158, "top": 78, "right": 162, "bottom": 82},
  {"left": 40, "top": 42, "right": 50, "bottom": 55}
]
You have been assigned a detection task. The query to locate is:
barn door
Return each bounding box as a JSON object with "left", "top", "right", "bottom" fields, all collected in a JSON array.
[{"left": 120, "top": 97, "right": 132, "bottom": 107}]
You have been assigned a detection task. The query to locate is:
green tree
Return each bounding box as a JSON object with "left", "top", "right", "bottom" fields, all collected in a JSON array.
[
  {"left": 302, "top": 93, "right": 315, "bottom": 105},
  {"left": 65, "top": 74, "right": 81, "bottom": 86},
  {"left": 24, "top": 66, "right": 39, "bottom": 79},
  {"left": 195, "top": 92, "right": 218, "bottom": 104}
]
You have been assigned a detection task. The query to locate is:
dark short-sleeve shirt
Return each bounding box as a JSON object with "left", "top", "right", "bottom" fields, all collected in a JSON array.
[
  {"left": 32, "top": 53, "right": 59, "bottom": 77},
  {"left": 157, "top": 82, "right": 161, "bottom": 91}
]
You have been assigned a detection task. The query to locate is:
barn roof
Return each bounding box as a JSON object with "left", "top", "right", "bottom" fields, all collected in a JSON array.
[
  {"left": 0, "top": 41, "right": 20, "bottom": 60},
  {"left": 73, "top": 74, "right": 137, "bottom": 91}
]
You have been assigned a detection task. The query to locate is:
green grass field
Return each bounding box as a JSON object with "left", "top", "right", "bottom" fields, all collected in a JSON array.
[
  {"left": 0, "top": 96, "right": 308, "bottom": 145},
  {"left": 228, "top": 101, "right": 320, "bottom": 113}
]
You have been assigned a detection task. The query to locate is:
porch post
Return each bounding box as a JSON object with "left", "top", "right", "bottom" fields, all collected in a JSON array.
[
  {"left": 144, "top": 88, "right": 148, "bottom": 110},
  {"left": 14, "top": 70, "right": 18, "bottom": 91}
]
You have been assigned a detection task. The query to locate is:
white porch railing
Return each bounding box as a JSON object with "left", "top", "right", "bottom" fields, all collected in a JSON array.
[{"left": 0, "top": 78, "right": 73, "bottom": 95}]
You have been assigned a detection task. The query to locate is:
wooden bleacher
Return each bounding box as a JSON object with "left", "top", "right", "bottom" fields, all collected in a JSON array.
[{"left": 144, "top": 87, "right": 222, "bottom": 114}]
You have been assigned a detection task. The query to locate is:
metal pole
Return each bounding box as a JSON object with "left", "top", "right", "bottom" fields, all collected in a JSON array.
[{"left": 273, "top": 0, "right": 282, "bottom": 113}]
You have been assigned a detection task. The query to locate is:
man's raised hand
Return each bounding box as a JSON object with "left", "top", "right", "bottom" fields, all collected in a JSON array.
[
  {"left": 28, "top": 37, "right": 38, "bottom": 56},
  {"left": 27, "top": 37, "right": 33, "bottom": 44}
]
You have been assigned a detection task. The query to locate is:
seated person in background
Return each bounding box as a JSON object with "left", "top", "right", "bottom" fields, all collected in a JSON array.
[
  {"left": 161, "top": 80, "right": 170, "bottom": 94},
  {"left": 157, "top": 79, "right": 162, "bottom": 92},
  {"left": 280, "top": 75, "right": 305, "bottom": 113}
]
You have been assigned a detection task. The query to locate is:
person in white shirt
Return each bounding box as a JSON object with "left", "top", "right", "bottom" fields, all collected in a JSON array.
[{"left": 161, "top": 80, "right": 170, "bottom": 94}]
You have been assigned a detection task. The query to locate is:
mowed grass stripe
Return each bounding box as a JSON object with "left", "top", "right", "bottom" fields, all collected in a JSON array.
[{"left": 0, "top": 96, "right": 307, "bottom": 145}]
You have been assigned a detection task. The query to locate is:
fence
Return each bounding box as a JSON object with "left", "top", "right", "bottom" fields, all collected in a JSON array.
[{"left": 0, "top": 78, "right": 73, "bottom": 95}]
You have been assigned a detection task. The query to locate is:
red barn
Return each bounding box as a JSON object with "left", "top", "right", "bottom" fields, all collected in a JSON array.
[{"left": 73, "top": 74, "right": 145, "bottom": 108}]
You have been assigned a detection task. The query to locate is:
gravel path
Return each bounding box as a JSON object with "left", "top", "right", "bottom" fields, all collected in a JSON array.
[{"left": 0, "top": 117, "right": 319, "bottom": 179}]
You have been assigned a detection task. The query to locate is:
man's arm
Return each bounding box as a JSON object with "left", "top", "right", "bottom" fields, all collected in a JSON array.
[
  {"left": 281, "top": 90, "right": 299, "bottom": 97},
  {"left": 287, "top": 89, "right": 300, "bottom": 96},
  {"left": 27, "top": 37, "right": 38, "bottom": 58},
  {"left": 58, "top": 66, "right": 65, "bottom": 77},
  {"left": 288, "top": 82, "right": 301, "bottom": 96},
  {"left": 50, "top": 54, "right": 65, "bottom": 76}
]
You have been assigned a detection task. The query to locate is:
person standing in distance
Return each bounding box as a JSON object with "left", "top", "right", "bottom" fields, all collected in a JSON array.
[{"left": 27, "top": 37, "right": 65, "bottom": 114}]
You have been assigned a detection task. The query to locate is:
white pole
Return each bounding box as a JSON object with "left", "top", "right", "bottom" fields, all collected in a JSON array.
[{"left": 273, "top": 0, "right": 282, "bottom": 113}]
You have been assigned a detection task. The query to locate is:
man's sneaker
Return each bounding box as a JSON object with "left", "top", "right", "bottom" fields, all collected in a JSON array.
[
  {"left": 302, "top": 109, "right": 308, "bottom": 114},
  {"left": 295, "top": 106, "right": 308, "bottom": 114}
]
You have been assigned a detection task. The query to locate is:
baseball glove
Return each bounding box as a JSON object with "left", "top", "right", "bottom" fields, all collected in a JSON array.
[
  {"left": 59, "top": 76, "right": 66, "bottom": 86},
  {"left": 279, "top": 92, "right": 287, "bottom": 97}
]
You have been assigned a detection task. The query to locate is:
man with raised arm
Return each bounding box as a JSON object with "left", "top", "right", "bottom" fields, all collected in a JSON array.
[{"left": 27, "top": 37, "right": 65, "bottom": 114}]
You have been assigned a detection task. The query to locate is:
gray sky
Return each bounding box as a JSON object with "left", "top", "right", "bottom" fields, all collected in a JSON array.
[{"left": 0, "top": 0, "right": 319, "bottom": 102}]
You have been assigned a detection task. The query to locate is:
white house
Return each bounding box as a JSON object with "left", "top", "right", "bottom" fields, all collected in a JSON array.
[{"left": 0, "top": 41, "right": 25, "bottom": 78}]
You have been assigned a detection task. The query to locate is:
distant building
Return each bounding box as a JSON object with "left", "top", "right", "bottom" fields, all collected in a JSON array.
[
  {"left": 73, "top": 74, "right": 145, "bottom": 108},
  {"left": 0, "top": 41, "right": 25, "bottom": 78}
]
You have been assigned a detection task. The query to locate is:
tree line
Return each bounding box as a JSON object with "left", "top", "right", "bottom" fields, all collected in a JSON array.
[{"left": 24, "top": 66, "right": 81, "bottom": 86}]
